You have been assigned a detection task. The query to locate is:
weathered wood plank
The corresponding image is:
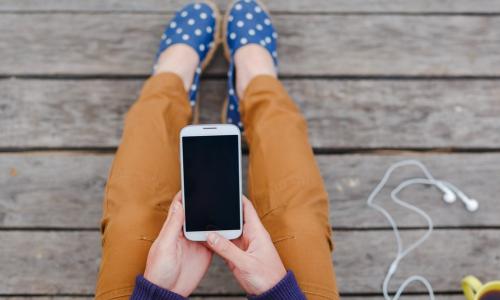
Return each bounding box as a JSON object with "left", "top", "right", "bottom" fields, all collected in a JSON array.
[
  {"left": 1, "top": 230, "right": 498, "bottom": 294},
  {"left": 0, "top": 232, "right": 99, "bottom": 294},
  {"left": 324, "top": 153, "right": 500, "bottom": 228},
  {"left": 2, "top": 79, "right": 500, "bottom": 149},
  {"left": 1, "top": 14, "right": 499, "bottom": 76},
  {"left": 336, "top": 230, "right": 500, "bottom": 294},
  {"left": 0, "top": 298, "right": 246, "bottom": 300},
  {"left": 1, "top": 153, "right": 499, "bottom": 229},
  {"left": 342, "top": 294, "right": 464, "bottom": 300},
  {"left": 0, "top": 153, "right": 107, "bottom": 228},
  {"left": 0, "top": 296, "right": 464, "bottom": 300},
  {"left": 1, "top": 0, "right": 499, "bottom": 13},
  {"left": 0, "top": 295, "right": 244, "bottom": 300},
  {"left": 0, "top": 298, "right": 94, "bottom": 300}
]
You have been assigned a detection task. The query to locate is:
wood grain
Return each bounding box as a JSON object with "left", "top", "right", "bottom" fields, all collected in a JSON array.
[
  {"left": 323, "top": 153, "right": 500, "bottom": 229},
  {"left": 0, "top": 295, "right": 244, "bottom": 300},
  {"left": 2, "top": 79, "right": 500, "bottom": 149},
  {"left": 1, "top": 0, "right": 499, "bottom": 13},
  {"left": 0, "top": 153, "right": 107, "bottom": 228},
  {"left": 1, "top": 298, "right": 94, "bottom": 300},
  {"left": 1, "top": 152, "right": 499, "bottom": 229},
  {"left": 0, "top": 296, "right": 464, "bottom": 300},
  {"left": 0, "top": 298, "right": 95, "bottom": 300},
  {"left": 1, "top": 230, "right": 498, "bottom": 294},
  {"left": 344, "top": 297, "right": 463, "bottom": 300},
  {"left": 1, "top": 14, "right": 500, "bottom": 76}
]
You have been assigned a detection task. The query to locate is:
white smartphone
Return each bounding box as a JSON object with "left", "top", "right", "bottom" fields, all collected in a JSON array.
[{"left": 179, "top": 124, "right": 243, "bottom": 241}]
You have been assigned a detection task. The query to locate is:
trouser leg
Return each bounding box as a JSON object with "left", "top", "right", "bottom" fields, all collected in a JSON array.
[
  {"left": 95, "top": 73, "right": 190, "bottom": 300},
  {"left": 242, "top": 75, "right": 340, "bottom": 300}
]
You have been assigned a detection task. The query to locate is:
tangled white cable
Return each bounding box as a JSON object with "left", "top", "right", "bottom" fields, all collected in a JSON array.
[{"left": 366, "top": 159, "right": 479, "bottom": 300}]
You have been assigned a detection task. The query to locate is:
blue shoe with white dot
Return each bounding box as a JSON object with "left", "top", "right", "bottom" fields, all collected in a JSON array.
[
  {"left": 222, "top": 0, "right": 278, "bottom": 131},
  {"left": 154, "top": 1, "right": 220, "bottom": 122}
]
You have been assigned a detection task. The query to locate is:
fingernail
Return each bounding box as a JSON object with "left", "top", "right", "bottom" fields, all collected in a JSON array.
[{"left": 208, "top": 233, "right": 219, "bottom": 245}]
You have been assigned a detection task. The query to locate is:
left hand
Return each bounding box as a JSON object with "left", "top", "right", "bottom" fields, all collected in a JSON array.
[{"left": 144, "top": 191, "right": 212, "bottom": 297}]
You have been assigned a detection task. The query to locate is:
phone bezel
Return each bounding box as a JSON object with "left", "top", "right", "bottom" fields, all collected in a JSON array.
[{"left": 179, "top": 124, "right": 243, "bottom": 241}]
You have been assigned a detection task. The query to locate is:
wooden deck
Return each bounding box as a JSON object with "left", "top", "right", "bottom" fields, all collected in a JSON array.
[{"left": 1, "top": 0, "right": 500, "bottom": 299}]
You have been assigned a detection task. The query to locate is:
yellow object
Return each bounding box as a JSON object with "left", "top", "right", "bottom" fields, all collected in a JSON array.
[{"left": 462, "top": 276, "right": 500, "bottom": 300}]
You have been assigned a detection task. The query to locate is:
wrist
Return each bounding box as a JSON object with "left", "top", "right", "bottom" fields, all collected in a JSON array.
[
  {"left": 132, "top": 276, "right": 186, "bottom": 300},
  {"left": 248, "top": 271, "right": 306, "bottom": 300},
  {"left": 254, "top": 267, "right": 287, "bottom": 295},
  {"left": 169, "top": 283, "right": 190, "bottom": 298},
  {"left": 143, "top": 269, "right": 175, "bottom": 293}
]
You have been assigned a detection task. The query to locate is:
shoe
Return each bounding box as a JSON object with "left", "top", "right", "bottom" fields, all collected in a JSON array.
[
  {"left": 221, "top": 0, "right": 278, "bottom": 131},
  {"left": 154, "top": 1, "right": 221, "bottom": 123}
]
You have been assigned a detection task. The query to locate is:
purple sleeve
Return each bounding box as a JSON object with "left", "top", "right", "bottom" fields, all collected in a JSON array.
[
  {"left": 248, "top": 271, "right": 306, "bottom": 300},
  {"left": 130, "top": 275, "right": 186, "bottom": 300},
  {"left": 131, "top": 271, "right": 305, "bottom": 300}
]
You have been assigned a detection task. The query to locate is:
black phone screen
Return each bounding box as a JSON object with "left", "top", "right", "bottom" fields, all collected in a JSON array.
[{"left": 182, "top": 135, "right": 240, "bottom": 232}]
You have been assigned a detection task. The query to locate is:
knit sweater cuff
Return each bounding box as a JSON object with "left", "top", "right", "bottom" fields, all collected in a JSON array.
[
  {"left": 248, "top": 271, "right": 306, "bottom": 300},
  {"left": 130, "top": 275, "right": 186, "bottom": 300}
]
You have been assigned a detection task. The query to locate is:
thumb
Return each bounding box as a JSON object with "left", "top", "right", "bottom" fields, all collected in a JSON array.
[{"left": 207, "top": 233, "right": 246, "bottom": 267}]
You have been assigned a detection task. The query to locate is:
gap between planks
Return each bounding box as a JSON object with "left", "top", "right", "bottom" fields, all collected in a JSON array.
[
  {"left": 3, "top": 74, "right": 500, "bottom": 80},
  {"left": 1, "top": 148, "right": 500, "bottom": 155},
  {"left": 1, "top": 227, "right": 500, "bottom": 232}
]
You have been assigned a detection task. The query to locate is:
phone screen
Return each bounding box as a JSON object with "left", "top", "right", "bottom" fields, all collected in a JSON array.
[{"left": 182, "top": 135, "right": 240, "bottom": 232}]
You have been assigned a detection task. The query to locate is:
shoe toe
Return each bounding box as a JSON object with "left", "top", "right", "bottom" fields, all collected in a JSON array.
[
  {"left": 226, "top": 0, "right": 278, "bottom": 64},
  {"left": 157, "top": 2, "right": 218, "bottom": 63}
]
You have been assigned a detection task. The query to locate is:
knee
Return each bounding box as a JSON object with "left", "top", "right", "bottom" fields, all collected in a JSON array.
[
  {"left": 272, "top": 229, "right": 339, "bottom": 299},
  {"left": 100, "top": 201, "right": 166, "bottom": 247},
  {"left": 263, "top": 204, "right": 333, "bottom": 250}
]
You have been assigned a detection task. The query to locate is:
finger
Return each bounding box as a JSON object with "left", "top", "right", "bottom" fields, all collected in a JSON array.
[
  {"left": 242, "top": 197, "right": 273, "bottom": 244},
  {"left": 160, "top": 191, "right": 182, "bottom": 230},
  {"left": 207, "top": 232, "right": 247, "bottom": 268},
  {"left": 242, "top": 196, "right": 264, "bottom": 230},
  {"left": 158, "top": 191, "right": 184, "bottom": 243}
]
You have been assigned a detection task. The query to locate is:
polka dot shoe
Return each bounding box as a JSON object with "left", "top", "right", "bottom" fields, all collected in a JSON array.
[
  {"left": 154, "top": 1, "right": 220, "bottom": 122},
  {"left": 222, "top": 0, "right": 278, "bottom": 131}
]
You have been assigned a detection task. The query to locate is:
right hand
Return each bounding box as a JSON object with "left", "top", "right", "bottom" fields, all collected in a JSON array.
[{"left": 206, "top": 196, "right": 287, "bottom": 295}]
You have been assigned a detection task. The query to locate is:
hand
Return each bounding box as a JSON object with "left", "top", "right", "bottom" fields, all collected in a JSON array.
[
  {"left": 206, "top": 196, "right": 287, "bottom": 295},
  {"left": 144, "top": 191, "right": 212, "bottom": 297}
]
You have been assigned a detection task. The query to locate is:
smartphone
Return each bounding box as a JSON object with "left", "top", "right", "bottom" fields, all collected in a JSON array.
[{"left": 179, "top": 124, "right": 243, "bottom": 241}]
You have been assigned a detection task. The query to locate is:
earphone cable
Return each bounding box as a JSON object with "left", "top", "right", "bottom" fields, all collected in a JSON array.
[{"left": 365, "top": 159, "right": 476, "bottom": 300}]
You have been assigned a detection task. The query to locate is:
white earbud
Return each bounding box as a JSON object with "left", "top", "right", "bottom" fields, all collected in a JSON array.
[
  {"left": 464, "top": 198, "right": 479, "bottom": 212},
  {"left": 440, "top": 181, "right": 479, "bottom": 212},
  {"left": 455, "top": 190, "right": 479, "bottom": 212},
  {"left": 435, "top": 181, "right": 456, "bottom": 203}
]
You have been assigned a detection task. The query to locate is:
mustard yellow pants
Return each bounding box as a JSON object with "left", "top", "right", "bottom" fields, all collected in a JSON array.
[{"left": 95, "top": 73, "right": 339, "bottom": 300}]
